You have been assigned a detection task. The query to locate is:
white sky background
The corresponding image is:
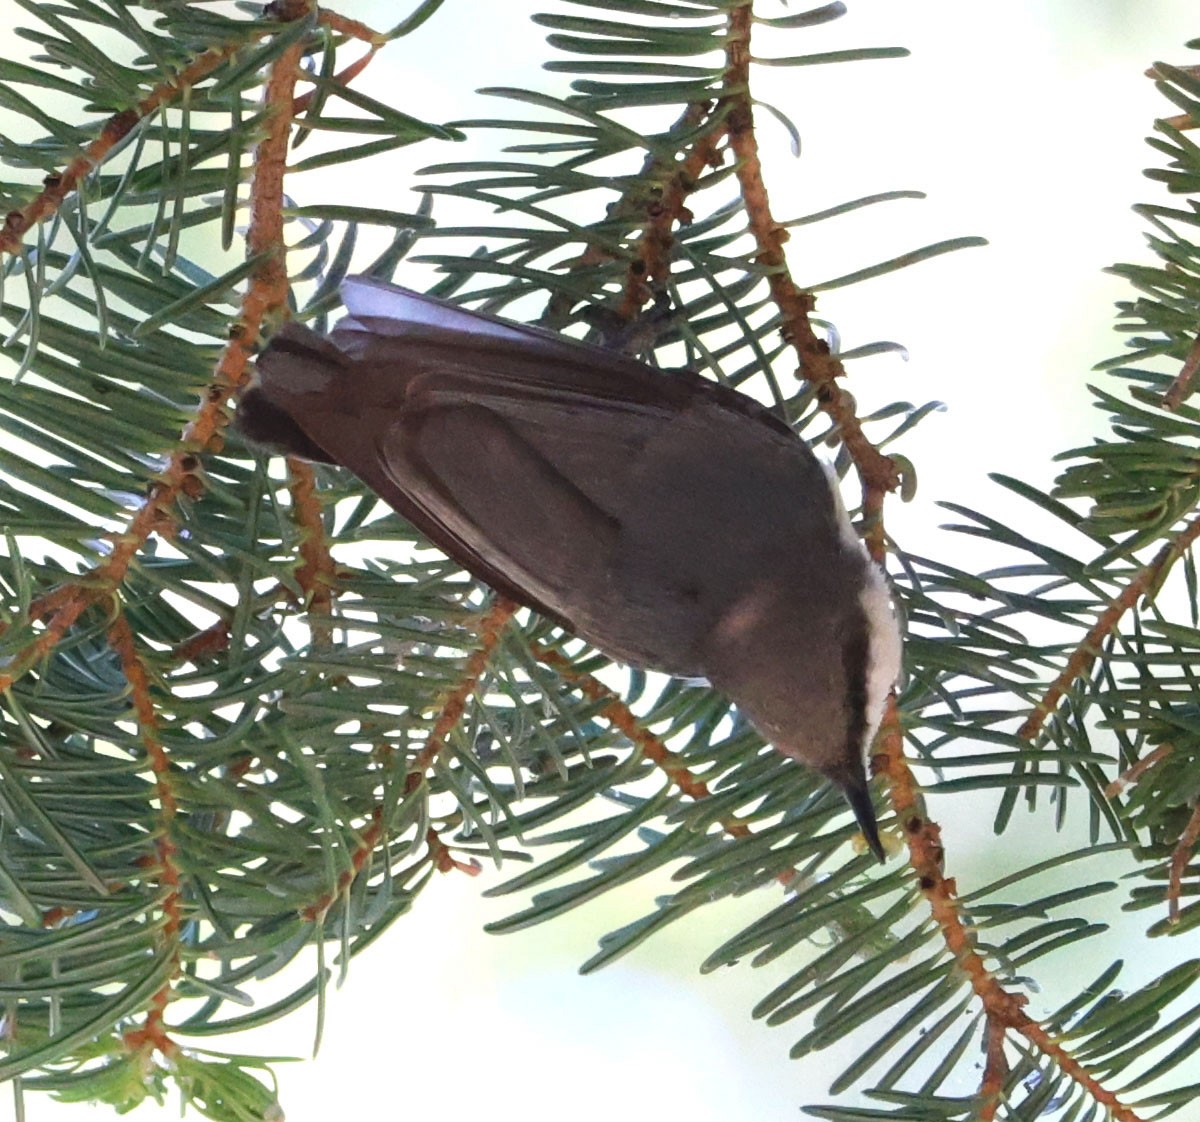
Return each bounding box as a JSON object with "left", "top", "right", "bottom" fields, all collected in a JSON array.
[{"left": 12, "top": 0, "right": 1200, "bottom": 1119}]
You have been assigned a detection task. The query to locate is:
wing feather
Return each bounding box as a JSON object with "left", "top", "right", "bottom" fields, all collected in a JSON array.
[
  {"left": 382, "top": 399, "right": 620, "bottom": 622},
  {"left": 241, "top": 281, "right": 831, "bottom": 673}
]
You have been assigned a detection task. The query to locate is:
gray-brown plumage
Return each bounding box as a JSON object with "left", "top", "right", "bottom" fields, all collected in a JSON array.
[{"left": 236, "top": 277, "right": 902, "bottom": 860}]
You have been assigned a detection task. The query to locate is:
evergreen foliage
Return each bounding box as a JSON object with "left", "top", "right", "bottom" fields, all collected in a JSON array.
[{"left": 0, "top": 2, "right": 1196, "bottom": 1119}]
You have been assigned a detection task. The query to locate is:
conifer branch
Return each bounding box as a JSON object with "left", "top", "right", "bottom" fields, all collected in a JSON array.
[
  {"left": 2, "top": 4, "right": 306, "bottom": 690},
  {"left": 1168, "top": 804, "right": 1200, "bottom": 924},
  {"left": 108, "top": 608, "right": 184, "bottom": 1066},
  {"left": 534, "top": 644, "right": 724, "bottom": 808},
  {"left": 1161, "top": 331, "right": 1200, "bottom": 410},
  {"left": 722, "top": 5, "right": 899, "bottom": 512},
  {"left": 1019, "top": 512, "right": 1200, "bottom": 743},
  {"left": 295, "top": 596, "right": 518, "bottom": 920},
  {"left": 0, "top": 42, "right": 245, "bottom": 259},
  {"left": 285, "top": 456, "right": 337, "bottom": 643},
  {"left": 0, "top": 2, "right": 1194, "bottom": 1116},
  {"left": 316, "top": 9, "right": 387, "bottom": 46},
  {"left": 299, "top": 808, "right": 384, "bottom": 924},
  {"left": 880, "top": 699, "right": 1147, "bottom": 1120},
  {"left": 407, "top": 596, "right": 519, "bottom": 782},
  {"left": 405, "top": 598, "right": 519, "bottom": 882},
  {"left": 616, "top": 104, "right": 727, "bottom": 318},
  {"left": 1018, "top": 1025, "right": 1146, "bottom": 1122},
  {"left": 543, "top": 101, "right": 725, "bottom": 327},
  {"left": 292, "top": 47, "right": 379, "bottom": 114}
]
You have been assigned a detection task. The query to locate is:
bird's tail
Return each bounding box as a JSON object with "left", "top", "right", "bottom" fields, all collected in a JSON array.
[{"left": 234, "top": 323, "right": 344, "bottom": 463}]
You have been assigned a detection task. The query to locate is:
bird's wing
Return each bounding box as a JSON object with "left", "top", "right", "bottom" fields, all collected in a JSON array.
[
  {"left": 243, "top": 283, "right": 824, "bottom": 673},
  {"left": 247, "top": 323, "right": 683, "bottom": 644}
]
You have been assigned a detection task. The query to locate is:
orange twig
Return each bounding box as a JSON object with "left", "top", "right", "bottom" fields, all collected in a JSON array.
[
  {"left": 876, "top": 699, "right": 1146, "bottom": 1121},
  {"left": 172, "top": 618, "right": 232, "bottom": 665},
  {"left": 109, "top": 608, "right": 183, "bottom": 1062},
  {"left": 293, "top": 46, "right": 380, "bottom": 114},
  {"left": 295, "top": 533, "right": 519, "bottom": 923},
  {"left": 0, "top": 42, "right": 244, "bottom": 259},
  {"left": 395, "top": 597, "right": 520, "bottom": 880},
  {"left": 722, "top": 7, "right": 898, "bottom": 507},
  {"left": 300, "top": 808, "right": 384, "bottom": 923},
  {"left": 1161, "top": 332, "right": 1200, "bottom": 410},
  {"left": 286, "top": 456, "right": 338, "bottom": 642},
  {"left": 1020, "top": 513, "right": 1200, "bottom": 742},
  {"left": 533, "top": 644, "right": 721, "bottom": 807},
  {"left": 1105, "top": 741, "right": 1173, "bottom": 798},
  {"left": 1018, "top": 1024, "right": 1145, "bottom": 1122},
  {"left": 544, "top": 102, "right": 723, "bottom": 328},
  {"left": 317, "top": 10, "right": 386, "bottom": 44},
  {"left": 406, "top": 597, "right": 519, "bottom": 784},
  {"left": 979, "top": 1017, "right": 1010, "bottom": 1120},
  {"left": 0, "top": 12, "right": 308, "bottom": 694},
  {"left": 617, "top": 104, "right": 727, "bottom": 319},
  {"left": 1168, "top": 803, "right": 1200, "bottom": 925},
  {"left": 0, "top": 593, "right": 99, "bottom": 693},
  {"left": 426, "top": 827, "right": 482, "bottom": 876},
  {"left": 168, "top": 575, "right": 320, "bottom": 667}
]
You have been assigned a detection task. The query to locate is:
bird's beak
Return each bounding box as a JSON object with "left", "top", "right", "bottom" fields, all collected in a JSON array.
[{"left": 840, "top": 773, "right": 886, "bottom": 863}]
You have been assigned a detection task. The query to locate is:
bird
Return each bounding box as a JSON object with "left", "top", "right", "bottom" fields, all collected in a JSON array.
[{"left": 235, "top": 276, "right": 902, "bottom": 860}]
